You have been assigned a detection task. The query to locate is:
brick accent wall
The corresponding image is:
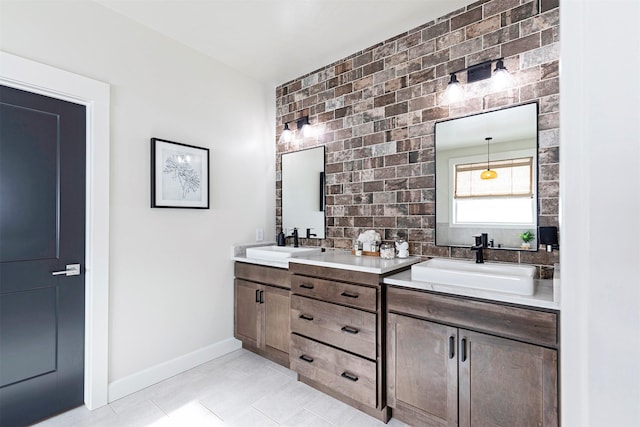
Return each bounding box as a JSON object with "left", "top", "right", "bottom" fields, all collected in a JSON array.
[{"left": 275, "top": 0, "right": 559, "bottom": 274}]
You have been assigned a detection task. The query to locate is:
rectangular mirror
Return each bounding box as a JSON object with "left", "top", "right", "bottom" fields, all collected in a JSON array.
[
  {"left": 282, "top": 146, "right": 325, "bottom": 239},
  {"left": 435, "top": 102, "right": 538, "bottom": 250}
]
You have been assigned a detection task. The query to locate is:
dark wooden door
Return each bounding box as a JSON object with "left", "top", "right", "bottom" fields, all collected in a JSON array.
[
  {"left": 458, "top": 329, "right": 558, "bottom": 427},
  {"left": 387, "top": 313, "right": 458, "bottom": 426},
  {"left": 234, "top": 279, "right": 260, "bottom": 348},
  {"left": 0, "top": 85, "right": 86, "bottom": 427},
  {"left": 263, "top": 285, "right": 290, "bottom": 356}
]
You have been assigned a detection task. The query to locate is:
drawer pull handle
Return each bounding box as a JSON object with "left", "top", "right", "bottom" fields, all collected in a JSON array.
[
  {"left": 449, "top": 335, "right": 455, "bottom": 359},
  {"left": 341, "top": 325, "right": 359, "bottom": 334},
  {"left": 300, "top": 283, "right": 314, "bottom": 289},
  {"left": 299, "top": 354, "right": 314, "bottom": 363},
  {"left": 461, "top": 337, "right": 467, "bottom": 362},
  {"left": 255, "top": 289, "right": 260, "bottom": 303},
  {"left": 340, "top": 291, "right": 359, "bottom": 299},
  {"left": 341, "top": 371, "right": 359, "bottom": 382},
  {"left": 299, "top": 314, "right": 314, "bottom": 321}
]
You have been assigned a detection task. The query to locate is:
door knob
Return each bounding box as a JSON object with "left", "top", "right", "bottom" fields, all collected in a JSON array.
[{"left": 51, "top": 264, "right": 81, "bottom": 277}]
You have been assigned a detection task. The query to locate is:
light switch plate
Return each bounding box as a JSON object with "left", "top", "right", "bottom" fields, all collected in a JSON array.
[{"left": 256, "top": 228, "right": 264, "bottom": 242}]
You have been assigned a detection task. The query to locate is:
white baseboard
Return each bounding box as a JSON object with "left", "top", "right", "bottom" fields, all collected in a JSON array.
[{"left": 107, "top": 338, "right": 242, "bottom": 402}]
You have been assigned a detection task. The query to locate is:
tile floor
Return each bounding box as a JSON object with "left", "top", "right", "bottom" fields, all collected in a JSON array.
[{"left": 34, "top": 349, "right": 409, "bottom": 427}]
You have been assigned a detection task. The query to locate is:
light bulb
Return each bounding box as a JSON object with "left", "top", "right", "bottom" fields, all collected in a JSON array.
[
  {"left": 301, "top": 123, "right": 313, "bottom": 138},
  {"left": 492, "top": 59, "right": 515, "bottom": 90},
  {"left": 443, "top": 73, "right": 464, "bottom": 104},
  {"left": 282, "top": 123, "right": 292, "bottom": 142}
]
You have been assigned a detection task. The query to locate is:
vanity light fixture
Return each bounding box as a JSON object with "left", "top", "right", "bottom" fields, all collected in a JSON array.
[
  {"left": 481, "top": 137, "right": 498, "bottom": 180},
  {"left": 281, "top": 115, "right": 313, "bottom": 142},
  {"left": 442, "top": 57, "right": 514, "bottom": 105}
]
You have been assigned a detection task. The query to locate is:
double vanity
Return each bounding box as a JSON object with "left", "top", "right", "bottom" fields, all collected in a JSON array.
[{"left": 232, "top": 244, "right": 559, "bottom": 426}]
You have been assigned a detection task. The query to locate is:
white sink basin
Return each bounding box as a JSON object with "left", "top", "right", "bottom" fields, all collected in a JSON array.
[
  {"left": 245, "top": 245, "right": 322, "bottom": 261},
  {"left": 411, "top": 258, "right": 536, "bottom": 295}
]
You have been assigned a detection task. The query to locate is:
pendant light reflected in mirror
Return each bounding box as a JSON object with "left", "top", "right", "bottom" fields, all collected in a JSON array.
[{"left": 481, "top": 137, "right": 497, "bottom": 180}]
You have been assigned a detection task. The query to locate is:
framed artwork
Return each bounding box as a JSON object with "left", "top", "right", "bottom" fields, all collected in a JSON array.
[{"left": 151, "top": 138, "right": 209, "bottom": 209}]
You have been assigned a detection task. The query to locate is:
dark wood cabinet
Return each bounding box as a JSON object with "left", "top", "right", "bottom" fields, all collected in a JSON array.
[
  {"left": 234, "top": 262, "right": 291, "bottom": 367},
  {"left": 387, "top": 313, "right": 457, "bottom": 426},
  {"left": 387, "top": 286, "right": 559, "bottom": 427},
  {"left": 289, "top": 262, "right": 390, "bottom": 422}
]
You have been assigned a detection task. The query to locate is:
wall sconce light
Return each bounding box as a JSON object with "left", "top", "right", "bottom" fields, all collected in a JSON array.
[
  {"left": 480, "top": 136, "right": 498, "bottom": 180},
  {"left": 443, "top": 73, "right": 464, "bottom": 104},
  {"left": 281, "top": 122, "right": 292, "bottom": 142},
  {"left": 492, "top": 59, "right": 515, "bottom": 90},
  {"left": 297, "top": 116, "right": 312, "bottom": 138},
  {"left": 443, "top": 57, "right": 514, "bottom": 105},
  {"left": 281, "top": 115, "right": 313, "bottom": 142}
]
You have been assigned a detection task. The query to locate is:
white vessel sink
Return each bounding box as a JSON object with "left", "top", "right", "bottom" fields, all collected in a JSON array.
[
  {"left": 411, "top": 258, "right": 536, "bottom": 295},
  {"left": 245, "top": 245, "right": 322, "bottom": 261}
]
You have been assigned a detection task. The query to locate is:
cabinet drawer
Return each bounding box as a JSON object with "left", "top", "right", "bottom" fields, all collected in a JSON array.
[
  {"left": 387, "top": 286, "right": 558, "bottom": 348},
  {"left": 291, "top": 275, "right": 377, "bottom": 311},
  {"left": 235, "top": 262, "right": 290, "bottom": 289},
  {"left": 290, "top": 334, "right": 377, "bottom": 408},
  {"left": 291, "top": 295, "right": 376, "bottom": 359}
]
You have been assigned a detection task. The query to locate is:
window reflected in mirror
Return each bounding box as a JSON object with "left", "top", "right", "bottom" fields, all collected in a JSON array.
[{"left": 435, "top": 102, "right": 538, "bottom": 250}]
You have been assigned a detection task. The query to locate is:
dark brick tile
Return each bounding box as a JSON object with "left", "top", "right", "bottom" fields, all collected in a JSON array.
[
  {"left": 451, "top": 7, "right": 482, "bottom": 30},
  {"left": 422, "top": 20, "right": 450, "bottom": 41},
  {"left": 374, "top": 93, "right": 396, "bottom": 108},
  {"left": 466, "top": 15, "right": 501, "bottom": 39},
  {"left": 387, "top": 127, "right": 409, "bottom": 142},
  {"left": 374, "top": 216, "right": 397, "bottom": 228},
  {"left": 386, "top": 102, "right": 409, "bottom": 117},
  {"left": 484, "top": 0, "right": 520, "bottom": 17},
  {"left": 397, "top": 31, "right": 423, "bottom": 51},
  {"left": 501, "top": 33, "right": 540, "bottom": 57},
  {"left": 363, "top": 180, "right": 384, "bottom": 192},
  {"left": 363, "top": 60, "right": 385, "bottom": 77},
  {"left": 541, "top": 0, "right": 559, "bottom": 13},
  {"left": 422, "top": 107, "right": 449, "bottom": 122}
]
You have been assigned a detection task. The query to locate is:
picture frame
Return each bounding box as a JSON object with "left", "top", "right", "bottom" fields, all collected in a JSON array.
[{"left": 151, "top": 138, "right": 210, "bottom": 209}]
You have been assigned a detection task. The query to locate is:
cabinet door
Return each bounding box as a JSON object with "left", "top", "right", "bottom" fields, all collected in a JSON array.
[
  {"left": 234, "top": 279, "right": 260, "bottom": 347},
  {"left": 387, "top": 313, "right": 458, "bottom": 426},
  {"left": 459, "top": 329, "right": 558, "bottom": 427},
  {"left": 263, "top": 285, "right": 290, "bottom": 355}
]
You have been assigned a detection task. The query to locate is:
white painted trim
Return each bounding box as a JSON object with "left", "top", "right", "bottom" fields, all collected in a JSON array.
[
  {"left": 108, "top": 338, "right": 242, "bottom": 402},
  {"left": 0, "top": 51, "right": 110, "bottom": 410}
]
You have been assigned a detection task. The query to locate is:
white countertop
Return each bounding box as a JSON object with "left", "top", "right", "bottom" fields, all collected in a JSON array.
[
  {"left": 232, "top": 243, "right": 559, "bottom": 310},
  {"left": 232, "top": 243, "right": 420, "bottom": 273},
  {"left": 384, "top": 269, "right": 559, "bottom": 310},
  {"left": 288, "top": 250, "right": 421, "bottom": 275}
]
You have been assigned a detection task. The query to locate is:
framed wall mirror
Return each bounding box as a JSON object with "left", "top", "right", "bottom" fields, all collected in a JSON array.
[
  {"left": 282, "top": 146, "right": 325, "bottom": 239},
  {"left": 435, "top": 102, "right": 538, "bottom": 250}
]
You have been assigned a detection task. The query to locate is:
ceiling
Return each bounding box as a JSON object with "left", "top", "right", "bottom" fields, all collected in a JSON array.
[{"left": 94, "top": 0, "right": 474, "bottom": 86}]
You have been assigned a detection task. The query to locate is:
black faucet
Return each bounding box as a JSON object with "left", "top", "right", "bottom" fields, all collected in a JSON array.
[
  {"left": 471, "top": 233, "right": 488, "bottom": 263},
  {"left": 289, "top": 228, "right": 299, "bottom": 248},
  {"left": 306, "top": 228, "right": 317, "bottom": 239}
]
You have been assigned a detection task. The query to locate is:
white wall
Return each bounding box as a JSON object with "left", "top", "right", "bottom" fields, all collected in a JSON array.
[
  {"left": 0, "top": 0, "right": 275, "bottom": 395},
  {"left": 560, "top": 1, "right": 640, "bottom": 426}
]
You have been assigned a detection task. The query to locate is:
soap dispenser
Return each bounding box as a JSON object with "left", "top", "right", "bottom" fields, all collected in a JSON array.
[{"left": 277, "top": 230, "right": 286, "bottom": 246}]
